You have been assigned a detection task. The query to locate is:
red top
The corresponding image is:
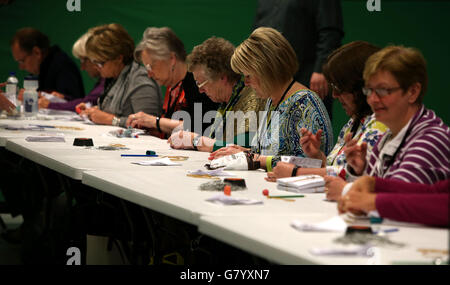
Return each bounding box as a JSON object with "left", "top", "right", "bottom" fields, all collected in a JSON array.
[{"left": 375, "top": 177, "right": 449, "bottom": 227}]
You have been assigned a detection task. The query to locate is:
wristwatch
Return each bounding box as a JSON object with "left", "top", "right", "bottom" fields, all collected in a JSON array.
[
  {"left": 192, "top": 135, "right": 202, "bottom": 151},
  {"left": 112, "top": 116, "right": 120, "bottom": 126},
  {"left": 291, "top": 165, "right": 300, "bottom": 177}
]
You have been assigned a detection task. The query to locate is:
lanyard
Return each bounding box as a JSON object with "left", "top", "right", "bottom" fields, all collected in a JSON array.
[
  {"left": 164, "top": 79, "right": 184, "bottom": 118},
  {"left": 257, "top": 79, "right": 295, "bottom": 153}
]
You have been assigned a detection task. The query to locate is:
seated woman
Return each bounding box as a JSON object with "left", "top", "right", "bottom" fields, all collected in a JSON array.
[
  {"left": 209, "top": 27, "right": 333, "bottom": 171},
  {"left": 38, "top": 29, "right": 105, "bottom": 112},
  {"left": 77, "top": 23, "right": 162, "bottom": 127},
  {"left": 326, "top": 45, "right": 450, "bottom": 200},
  {"left": 338, "top": 176, "right": 449, "bottom": 227},
  {"left": 126, "top": 27, "right": 218, "bottom": 138},
  {"left": 167, "top": 36, "right": 266, "bottom": 152},
  {"left": 265, "top": 41, "right": 387, "bottom": 181}
]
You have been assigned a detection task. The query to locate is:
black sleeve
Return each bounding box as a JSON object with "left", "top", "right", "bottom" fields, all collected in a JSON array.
[{"left": 313, "top": 0, "right": 344, "bottom": 73}]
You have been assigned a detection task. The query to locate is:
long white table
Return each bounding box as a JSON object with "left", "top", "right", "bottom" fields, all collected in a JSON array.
[{"left": 1, "top": 114, "right": 448, "bottom": 265}]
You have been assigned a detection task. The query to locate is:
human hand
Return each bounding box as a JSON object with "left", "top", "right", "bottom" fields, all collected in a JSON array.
[
  {"left": 126, "top": 111, "right": 155, "bottom": 129},
  {"left": 300, "top": 128, "right": 323, "bottom": 159},
  {"left": 81, "top": 107, "right": 112, "bottom": 125},
  {"left": 343, "top": 133, "right": 367, "bottom": 176},
  {"left": 265, "top": 161, "right": 296, "bottom": 182},
  {"left": 0, "top": 92, "right": 16, "bottom": 113},
  {"left": 324, "top": 175, "right": 347, "bottom": 201},
  {"left": 168, "top": 130, "right": 195, "bottom": 150},
  {"left": 50, "top": 91, "right": 66, "bottom": 99},
  {"left": 338, "top": 190, "right": 377, "bottom": 215},
  {"left": 17, "top": 88, "right": 25, "bottom": 101},
  {"left": 208, "top": 145, "right": 249, "bottom": 160},
  {"left": 310, "top": 72, "right": 329, "bottom": 99},
  {"left": 38, "top": 97, "right": 50, "bottom": 109}
]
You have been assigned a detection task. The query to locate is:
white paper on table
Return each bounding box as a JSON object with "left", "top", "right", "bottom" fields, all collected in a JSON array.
[
  {"left": 291, "top": 215, "right": 348, "bottom": 232},
  {"left": 132, "top": 157, "right": 181, "bottom": 166},
  {"left": 277, "top": 175, "right": 325, "bottom": 193},
  {"left": 309, "top": 245, "right": 374, "bottom": 257},
  {"left": 187, "top": 168, "right": 235, "bottom": 177},
  {"left": 0, "top": 124, "right": 44, "bottom": 131},
  {"left": 281, "top": 156, "right": 322, "bottom": 168},
  {"left": 41, "top": 92, "right": 68, "bottom": 103},
  {"left": 25, "top": 133, "right": 65, "bottom": 142},
  {"left": 205, "top": 193, "right": 263, "bottom": 205}
]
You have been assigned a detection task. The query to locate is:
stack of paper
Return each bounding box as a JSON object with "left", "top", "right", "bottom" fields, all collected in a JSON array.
[
  {"left": 187, "top": 168, "right": 235, "bottom": 177},
  {"left": 280, "top": 156, "right": 322, "bottom": 168},
  {"left": 25, "top": 133, "right": 65, "bottom": 142},
  {"left": 277, "top": 175, "right": 325, "bottom": 193},
  {"left": 132, "top": 157, "right": 181, "bottom": 166},
  {"left": 291, "top": 215, "right": 347, "bottom": 232}
]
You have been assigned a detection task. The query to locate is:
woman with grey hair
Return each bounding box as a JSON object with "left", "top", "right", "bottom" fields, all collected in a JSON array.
[{"left": 126, "top": 27, "right": 218, "bottom": 138}]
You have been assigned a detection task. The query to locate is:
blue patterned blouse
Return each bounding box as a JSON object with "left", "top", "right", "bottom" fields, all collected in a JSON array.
[{"left": 251, "top": 89, "right": 333, "bottom": 170}]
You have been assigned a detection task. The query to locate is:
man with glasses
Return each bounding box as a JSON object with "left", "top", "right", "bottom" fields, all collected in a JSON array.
[{"left": 10, "top": 27, "right": 85, "bottom": 101}]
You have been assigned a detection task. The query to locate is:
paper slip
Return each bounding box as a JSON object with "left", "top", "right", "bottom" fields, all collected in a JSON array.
[
  {"left": 132, "top": 157, "right": 181, "bottom": 166},
  {"left": 281, "top": 156, "right": 322, "bottom": 168},
  {"left": 277, "top": 175, "right": 325, "bottom": 193},
  {"left": 206, "top": 193, "right": 263, "bottom": 205},
  {"left": 309, "top": 245, "right": 374, "bottom": 257},
  {"left": 291, "top": 215, "right": 348, "bottom": 232},
  {"left": 187, "top": 168, "right": 235, "bottom": 177},
  {"left": 0, "top": 124, "right": 44, "bottom": 131},
  {"left": 41, "top": 92, "right": 68, "bottom": 103},
  {"left": 25, "top": 133, "right": 66, "bottom": 142}
]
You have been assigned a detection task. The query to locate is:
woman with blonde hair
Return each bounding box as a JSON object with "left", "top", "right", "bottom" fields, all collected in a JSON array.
[
  {"left": 77, "top": 23, "right": 162, "bottom": 127},
  {"left": 209, "top": 27, "right": 333, "bottom": 171}
]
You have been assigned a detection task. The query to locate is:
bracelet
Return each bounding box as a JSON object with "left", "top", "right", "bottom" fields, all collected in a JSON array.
[
  {"left": 291, "top": 165, "right": 300, "bottom": 177},
  {"left": 156, "top": 116, "right": 162, "bottom": 133},
  {"left": 192, "top": 134, "right": 202, "bottom": 151},
  {"left": 112, "top": 116, "right": 120, "bottom": 126}
]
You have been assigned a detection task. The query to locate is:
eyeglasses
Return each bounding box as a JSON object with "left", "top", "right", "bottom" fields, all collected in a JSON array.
[
  {"left": 195, "top": 79, "right": 209, "bottom": 88},
  {"left": 362, "top": 86, "right": 402, "bottom": 98},
  {"left": 330, "top": 83, "right": 343, "bottom": 94},
  {"left": 92, "top": 60, "right": 105, "bottom": 69}
]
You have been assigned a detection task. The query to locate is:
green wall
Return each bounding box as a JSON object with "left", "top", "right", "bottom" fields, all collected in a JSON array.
[{"left": 1, "top": 0, "right": 449, "bottom": 141}]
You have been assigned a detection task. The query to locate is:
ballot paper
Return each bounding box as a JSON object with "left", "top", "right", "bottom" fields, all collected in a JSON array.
[
  {"left": 205, "top": 193, "right": 263, "bottom": 205},
  {"left": 291, "top": 215, "right": 348, "bottom": 232},
  {"left": 41, "top": 92, "right": 68, "bottom": 103},
  {"left": 132, "top": 157, "right": 181, "bottom": 166},
  {"left": 309, "top": 245, "right": 375, "bottom": 257},
  {"left": 187, "top": 168, "right": 235, "bottom": 177},
  {"left": 0, "top": 124, "right": 44, "bottom": 131},
  {"left": 25, "top": 133, "right": 66, "bottom": 142},
  {"left": 277, "top": 175, "right": 325, "bottom": 193},
  {"left": 280, "top": 156, "right": 322, "bottom": 168}
]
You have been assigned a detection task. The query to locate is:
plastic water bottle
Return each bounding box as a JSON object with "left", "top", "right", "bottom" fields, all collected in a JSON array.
[
  {"left": 23, "top": 75, "right": 39, "bottom": 117},
  {"left": 5, "top": 71, "right": 18, "bottom": 106}
]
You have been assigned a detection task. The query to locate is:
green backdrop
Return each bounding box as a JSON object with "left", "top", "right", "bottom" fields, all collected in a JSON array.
[{"left": 1, "top": 0, "right": 449, "bottom": 141}]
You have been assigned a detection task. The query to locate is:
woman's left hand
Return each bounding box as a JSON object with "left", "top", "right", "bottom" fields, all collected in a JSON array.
[
  {"left": 168, "top": 130, "right": 195, "bottom": 149},
  {"left": 81, "top": 107, "right": 113, "bottom": 125}
]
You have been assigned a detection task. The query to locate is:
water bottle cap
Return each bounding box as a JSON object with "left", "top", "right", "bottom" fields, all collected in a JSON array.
[{"left": 9, "top": 71, "right": 16, "bottom": 76}]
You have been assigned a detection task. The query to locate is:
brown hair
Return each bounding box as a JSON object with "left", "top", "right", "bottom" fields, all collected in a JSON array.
[
  {"left": 187, "top": 36, "right": 240, "bottom": 82},
  {"left": 11, "top": 27, "right": 50, "bottom": 54},
  {"left": 231, "top": 27, "right": 298, "bottom": 95},
  {"left": 363, "top": 45, "right": 428, "bottom": 104},
  {"left": 323, "top": 41, "right": 380, "bottom": 120},
  {"left": 85, "top": 23, "right": 135, "bottom": 65}
]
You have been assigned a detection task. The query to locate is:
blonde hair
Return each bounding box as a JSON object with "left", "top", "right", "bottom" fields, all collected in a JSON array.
[
  {"left": 231, "top": 27, "right": 298, "bottom": 95},
  {"left": 363, "top": 45, "right": 428, "bottom": 104},
  {"left": 134, "top": 27, "right": 186, "bottom": 62},
  {"left": 72, "top": 31, "right": 92, "bottom": 59},
  {"left": 85, "top": 23, "right": 135, "bottom": 65}
]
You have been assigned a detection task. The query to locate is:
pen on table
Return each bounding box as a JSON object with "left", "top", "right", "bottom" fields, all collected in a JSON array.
[
  {"left": 120, "top": 154, "right": 158, "bottom": 157},
  {"left": 267, "top": 195, "right": 305, "bottom": 198},
  {"left": 373, "top": 228, "right": 399, "bottom": 234}
]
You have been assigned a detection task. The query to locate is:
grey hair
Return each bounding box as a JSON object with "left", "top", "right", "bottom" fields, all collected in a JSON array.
[
  {"left": 134, "top": 27, "right": 186, "bottom": 62},
  {"left": 72, "top": 31, "right": 93, "bottom": 59}
]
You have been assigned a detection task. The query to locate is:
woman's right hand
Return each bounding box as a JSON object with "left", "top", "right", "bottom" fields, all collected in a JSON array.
[
  {"left": 299, "top": 128, "right": 323, "bottom": 159},
  {"left": 126, "top": 111, "right": 155, "bottom": 129},
  {"left": 343, "top": 132, "right": 367, "bottom": 175}
]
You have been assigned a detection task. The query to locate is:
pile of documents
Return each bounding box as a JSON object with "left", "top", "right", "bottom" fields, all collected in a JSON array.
[{"left": 277, "top": 175, "right": 325, "bottom": 193}]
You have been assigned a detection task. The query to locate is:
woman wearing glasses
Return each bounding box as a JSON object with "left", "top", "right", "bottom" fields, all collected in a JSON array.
[
  {"left": 76, "top": 23, "right": 162, "bottom": 127},
  {"left": 265, "top": 41, "right": 388, "bottom": 185},
  {"left": 326, "top": 45, "right": 450, "bottom": 200},
  {"left": 209, "top": 27, "right": 333, "bottom": 171},
  {"left": 126, "top": 27, "right": 218, "bottom": 138}
]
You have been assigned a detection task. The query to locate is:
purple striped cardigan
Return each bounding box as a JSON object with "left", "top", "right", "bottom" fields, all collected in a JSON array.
[{"left": 364, "top": 105, "right": 449, "bottom": 184}]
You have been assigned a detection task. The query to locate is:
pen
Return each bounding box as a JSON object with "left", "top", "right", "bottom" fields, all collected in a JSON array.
[
  {"left": 267, "top": 195, "right": 305, "bottom": 198},
  {"left": 120, "top": 154, "right": 158, "bottom": 157}
]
